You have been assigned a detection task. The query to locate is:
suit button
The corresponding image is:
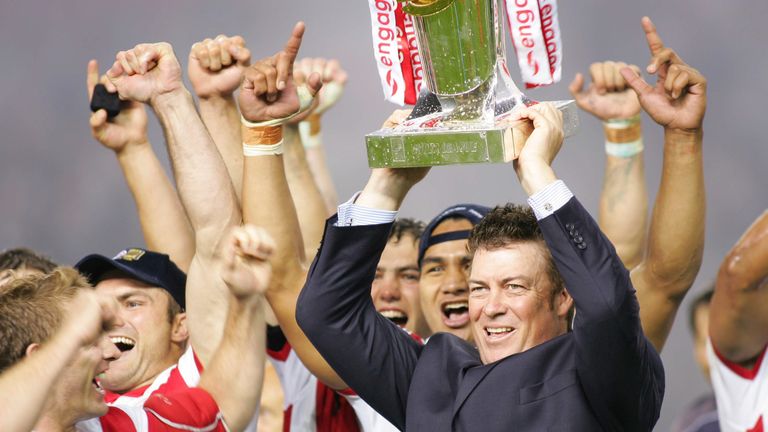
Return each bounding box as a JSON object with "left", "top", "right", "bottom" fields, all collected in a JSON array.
[
  {"left": 570, "top": 229, "right": 579, "bottom": 237},
  {"left": 574, "top": 235, "right": 583, "bottom": 244},
  {"left": 565, "top": 223, "right": 574, "bottom": 230},
  {"left": 577, "top": 243, "right": 587, "bottom": 250}
]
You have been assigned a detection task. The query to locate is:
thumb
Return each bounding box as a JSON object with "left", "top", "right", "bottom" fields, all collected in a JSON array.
[
  {"left": 306, "top": 72, "right": 323, "bottom": 97},
  {"left": 620, "top": 67, "right": 652, "bottom": 96}
]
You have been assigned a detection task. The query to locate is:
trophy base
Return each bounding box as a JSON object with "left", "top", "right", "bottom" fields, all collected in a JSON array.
[{"left": 366, "top": 100, "right": 579, "bottom": 168}]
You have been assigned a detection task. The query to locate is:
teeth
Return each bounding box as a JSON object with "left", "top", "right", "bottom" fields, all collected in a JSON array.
[
  {"left": 443, "top": 302, "right": 468, "bottom": 312},
  {"left": 380, "top": 310, "right": 407, "bottom": 319},
  {"left": 110, "top": 336, "right": 135, "bottom": 347},
  {"left": 486, "top": 327, "right": 513, "bottom": 334}
]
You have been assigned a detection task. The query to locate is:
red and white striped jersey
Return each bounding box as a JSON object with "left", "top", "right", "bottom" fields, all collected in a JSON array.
[
  {"left": 78, "top": 346, "right": 259, "bottom": 431},
  {"left": 76, "top": 387, "right": 225, "bottom": 431},
  {"left": 708, "top": 339, "right": 767, "bottom": 432},
  {"left": 267, "top": 326, "right": 401, "bottom": 432}
]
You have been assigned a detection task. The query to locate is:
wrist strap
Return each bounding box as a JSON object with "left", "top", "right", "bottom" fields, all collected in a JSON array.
[
  {"left": 243, "top": 141, "right": 284, "bottom": 156},
  {"left": 605, "top": 139, "right": 644, "bottom": 158},
  {"left": 298, "top": 121, "right": 323, "bottom": 148},
  {"left": 240, "top": 85, "right": 314, "bottom": 127}
]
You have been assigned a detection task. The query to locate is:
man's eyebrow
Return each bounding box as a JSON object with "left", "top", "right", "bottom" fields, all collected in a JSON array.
[
  {"left": 397, "top": 265, "right": 420, "bottom": 272},
  {"left": 116, "top": 290, "right": 151, "bottom": 302},
  {"left": 421, "top": 257, "right": 446, "bottom": 265}
]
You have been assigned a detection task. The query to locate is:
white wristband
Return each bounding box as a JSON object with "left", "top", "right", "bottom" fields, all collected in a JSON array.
[
  {"left": 605, "top": 139, "right": 644, "bottom": 158},
  {"left": 240, "top": 85, "right": 315, "bottom": 127},
  {"left": 243, "top": 140, "right": 284, "bottom": 157},
  {"left": 298, "top": 121, "right": 323, "bottom": 148}
]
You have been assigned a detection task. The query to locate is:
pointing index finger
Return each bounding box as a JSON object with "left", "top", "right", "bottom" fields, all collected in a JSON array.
[
  {"left": 276, "top": 22, "right": 306, "bottom": 90},
  {"left": 87, "top": 60, "right": 99, "bottom": 100},
  {"left": 642, "top": 16, "right": 665, "bottom": 56}
]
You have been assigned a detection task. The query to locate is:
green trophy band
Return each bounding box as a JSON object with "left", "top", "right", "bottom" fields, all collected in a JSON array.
[{"left": 365, "top": 0, "right": 579, "bottom": 168}]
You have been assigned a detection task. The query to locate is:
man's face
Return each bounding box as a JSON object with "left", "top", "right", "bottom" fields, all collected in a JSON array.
[
  {"left": 419, "top": 218, "right": 474, "bottom": 340},
  {"left": 468, "top": 243, "right": 571, "bottom": 364},
  {"left": 95, "top": 277, "right": 183, "bottom": 392},
  {"left": 692, "top": 303, "right": 711, "bottom": 380},
  {"left": 371, "top": 234, "right": 425, "bottom": 334},
  {"left": 54, "top": 335, "right": 121, "bottom": 421}
]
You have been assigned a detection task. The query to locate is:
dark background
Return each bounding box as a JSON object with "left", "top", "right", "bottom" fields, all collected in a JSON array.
[{"left": 2, "top": 0, "right": 766, "bottom": 428}]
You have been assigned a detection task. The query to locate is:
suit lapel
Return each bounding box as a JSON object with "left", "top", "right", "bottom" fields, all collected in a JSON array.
[{"left": 451, "top": 361, "right": 500, "bottom": 419}]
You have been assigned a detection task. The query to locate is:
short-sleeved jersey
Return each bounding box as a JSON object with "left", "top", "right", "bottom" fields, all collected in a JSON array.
[
  {"left": 76, "top": 387, "right": 225, "bottom": 431},
  {"left": 78, "top": 346, "right": 258, "bottom": 431},
  {"left": 267, "top": 326, "right": 401, "bottom": 432},
  {"left": 707, "top": 339, "right": 767, "bottom": 432}
]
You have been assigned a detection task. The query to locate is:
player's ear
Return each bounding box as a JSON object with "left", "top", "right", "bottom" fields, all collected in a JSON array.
[
  {"left": 25, "top": 343, "right": 41, "bottom": 357},
  {"left": 170, "top": 312, "right": 188, "bottom": 344}
]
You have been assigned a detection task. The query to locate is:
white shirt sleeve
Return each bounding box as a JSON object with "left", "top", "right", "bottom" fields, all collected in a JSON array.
[
  {"left": 336, "top": 192, "right": 398, "bottom": 227},
  {"left": 526, "top": 180, "right": 574, "bottom": 220}
]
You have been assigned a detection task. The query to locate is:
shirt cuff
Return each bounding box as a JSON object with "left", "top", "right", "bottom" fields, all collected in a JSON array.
[
  {"left": 526, "top": 180, "right": 573, "bottom": 220},
  {"left": 336, "top": 192, "right": 398, "bottom": 227}
]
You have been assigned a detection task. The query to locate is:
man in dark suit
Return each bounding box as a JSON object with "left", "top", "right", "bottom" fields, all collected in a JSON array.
[{"left": 296, "top": 100, "right": 666, "bottom": 431}]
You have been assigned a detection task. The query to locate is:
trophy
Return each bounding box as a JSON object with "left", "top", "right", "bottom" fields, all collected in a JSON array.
[{"left": 365, "top": 0, "right": 578, "bottom": 168}]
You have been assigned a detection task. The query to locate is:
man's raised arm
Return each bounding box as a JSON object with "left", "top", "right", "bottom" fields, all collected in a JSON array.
[
  {"left": 710, "top": 211, "right": 768, "bottom": 365},
  {"left": 106, "top": 42, "right": 241, "bottom": 365},
  {"left": 196, "top": 225, "right": 273, "bottom": 431},
  {"left": 238, "top": 23, "right": 348, "bottom": 389},
  {"left": 570, "top": 60, "right": 648, "bottom": 270},
  {"left": 622, "top": 17, "right": 707, "bottom": 351},
  {"left": 88, "top": 59, "right": 194, "bottom": 271},
  {"left": 188, "top": 34, "right": 251, "bottom": 202},
  {"left": 512, "top": 102, "right": 664, "bottom": 430}
]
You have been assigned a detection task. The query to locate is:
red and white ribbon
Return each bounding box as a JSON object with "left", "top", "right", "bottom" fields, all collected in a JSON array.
[
  {"left": 367, "top": 0, "right": 424, "bottom": 105},
  {"left": 504, "top": 0, "right": 562, "bottom": 89}
]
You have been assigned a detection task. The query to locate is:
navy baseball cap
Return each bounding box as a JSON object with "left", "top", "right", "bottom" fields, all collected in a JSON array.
[
  {"left": 75, "top": 248, "right": 186, "bottom": 309},
  {"left": 418, "top": 204, "right": 491, "bottom": 267}
]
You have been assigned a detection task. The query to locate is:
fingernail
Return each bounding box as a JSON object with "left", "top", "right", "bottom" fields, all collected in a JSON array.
[{"left": 277, "top": 81, "right": 285, "bottom": 90}]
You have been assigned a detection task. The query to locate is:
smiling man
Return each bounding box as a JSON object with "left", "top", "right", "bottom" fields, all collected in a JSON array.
[
  {"left": 75, "top": 248, "right": 192, "bottom": 402},
  {"left": 417, "top": 205, "right": 489, "bottom": 340},
  {"left": 297, "top": 102, "right": 665, "bottom": 431}
]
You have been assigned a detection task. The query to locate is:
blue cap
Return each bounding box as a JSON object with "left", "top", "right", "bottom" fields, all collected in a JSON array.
[
  {"left": 75, "top": 248, "right": 186, "bottom": 309},
  {"left": 418, "top": 204, "right": 491, "bottom": 267}
]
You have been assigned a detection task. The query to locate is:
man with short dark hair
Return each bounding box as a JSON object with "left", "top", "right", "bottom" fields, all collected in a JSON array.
[{"left": 297, "top": 101, "right": 665, "bottom": 430}]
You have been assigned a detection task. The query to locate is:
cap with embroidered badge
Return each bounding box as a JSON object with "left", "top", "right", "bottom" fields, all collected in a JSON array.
[{"left": 75, "top": 248, "right": 186, "bottom": 309}]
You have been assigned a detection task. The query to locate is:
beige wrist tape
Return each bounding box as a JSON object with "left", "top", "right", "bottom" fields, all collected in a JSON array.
[{"left": 242, "top": 125, "right": 284, "bottom": 156}]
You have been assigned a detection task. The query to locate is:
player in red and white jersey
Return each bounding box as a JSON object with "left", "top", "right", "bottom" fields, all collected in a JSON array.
[
  {"left": 0, "top": 224, "right": 268, "bottom": 432},
  {"left": 709, "top": 211, "right": 768, "bottom": 432}
]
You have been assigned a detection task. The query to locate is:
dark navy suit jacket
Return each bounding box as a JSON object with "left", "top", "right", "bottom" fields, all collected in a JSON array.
[{"left": 296, "top": 197, "right": 664, "bottom": 431}]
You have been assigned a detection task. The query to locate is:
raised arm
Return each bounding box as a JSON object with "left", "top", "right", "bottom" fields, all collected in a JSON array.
[
  {"left": 296, "top": 111, "right": 430, "bottom": 429},
  {"left": 188, "top": 35, "right": 251, "bottom": 202},
  {"left": 283, "top": 58, "right": 345, "bottom": 257},
  {"left": 197, "top": 225, "right": 272, "bottom": 431},
  {"left": 710, "top": 212, "right": 768, "bottom": 364},
  {"left": 106, "top": 42, "right": 241, "bottom": 366},
  {"left": 295, "top": 58, "right": 348, "bottom": 215},
  {"left": 570, "top": 61, "right": 648, "bottom": 269},
  {"left": 513, "top": 103, "right": 664, "bottom": 430},
  {"left": 622, "top": 17, "right": 706, "bottom": 351},
  {"left": 238, "top": 23, "right": 346, "bottom": 389},
  {"left": 88, "top": 60, "right": 194, "bottom": 271}
]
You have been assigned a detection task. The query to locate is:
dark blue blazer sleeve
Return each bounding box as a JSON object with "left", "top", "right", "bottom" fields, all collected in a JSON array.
[
  {"left": 296, "top": 216, "right": 423, "bottom": 430},
  {"left": 539, "top": 197, "right": 665, "bottom": 431}
]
